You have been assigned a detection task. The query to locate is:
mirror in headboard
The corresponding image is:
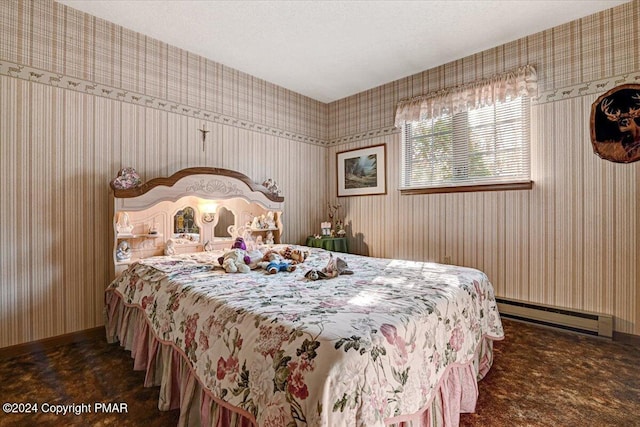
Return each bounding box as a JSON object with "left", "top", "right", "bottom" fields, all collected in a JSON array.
[
  {"left": 213, "top": 206, "right": 234, "bottom": 238},
  {"left": 174, "top": 206, "right": 200, "bottom": 235},
  {"left": 110, "top": 167, "right": 284, "bottom": 279}
]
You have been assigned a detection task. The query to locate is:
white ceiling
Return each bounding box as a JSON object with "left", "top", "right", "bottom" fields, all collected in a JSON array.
[{"left": 58, "top": 0, "right": 629, "bottom": 103}]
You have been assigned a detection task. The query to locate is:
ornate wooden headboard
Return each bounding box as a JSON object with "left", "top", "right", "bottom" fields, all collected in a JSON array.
[{"left": 110, "top": 167, "right": 284, "bottom": 278}]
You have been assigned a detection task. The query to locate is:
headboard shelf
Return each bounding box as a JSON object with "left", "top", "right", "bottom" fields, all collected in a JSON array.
[
  {"left": 110, "top": 167, "right": 284, "bottom": 279},
  {"left": 116, "top": 233, "right": 163, "bottom": 239}
]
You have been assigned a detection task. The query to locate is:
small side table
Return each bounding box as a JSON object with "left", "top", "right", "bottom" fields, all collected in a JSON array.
[{"left": 305, "top": 236, "right": 348, "bottom": 253}]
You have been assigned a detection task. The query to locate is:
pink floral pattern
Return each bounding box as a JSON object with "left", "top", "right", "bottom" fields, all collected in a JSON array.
[
  {"left": 110, "top": 167, "right": 142, "bottom": 189},
  {"left": 107, "top": 246, "right": 504, "bottom": 426},
  {"left": 449, "top": 326, "right": 465, "bottom": 351}
]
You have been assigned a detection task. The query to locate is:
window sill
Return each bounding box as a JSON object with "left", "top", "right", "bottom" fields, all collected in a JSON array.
[{"left": 400, "top": 181, "right": 533, "bottom": 195}]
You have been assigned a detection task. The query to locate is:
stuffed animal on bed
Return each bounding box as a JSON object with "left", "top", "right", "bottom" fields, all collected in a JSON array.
[
  {"left": 280, "top": 246, "right": 310, "bottom": 265},
  {"left": 218, "top": 237, "right": 252, "bottom": 273},
  {"left": 245, "top": 248, "right": 265, "bottom": 270},
  {"left": 257, "top": 250, "right": 296, "bottom": 274},
  {"left": 304, "top": 253, "right": 353, "bottom": 280}
]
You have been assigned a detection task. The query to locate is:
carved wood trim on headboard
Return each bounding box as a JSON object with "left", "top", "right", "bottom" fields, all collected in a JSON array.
[{"left": 111, "top": 167, "right": 283, "bottom": 202}]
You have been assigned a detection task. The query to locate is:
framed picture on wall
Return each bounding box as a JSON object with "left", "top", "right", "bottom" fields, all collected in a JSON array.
[
  {"left": 336, "top": 143, "right": 387, "bottom": 197},
  {"left": 590, "top": 83, "right": 640, "bottom": 163}
]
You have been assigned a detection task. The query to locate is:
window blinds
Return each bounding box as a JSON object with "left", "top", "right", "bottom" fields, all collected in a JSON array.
[{"left": 401, "top": 97, "right": 531, "bottom": 189}]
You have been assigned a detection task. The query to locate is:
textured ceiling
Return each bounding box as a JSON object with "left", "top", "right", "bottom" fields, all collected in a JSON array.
[{"left": 58, "top": 0, "right": 630, "bottom": 103}]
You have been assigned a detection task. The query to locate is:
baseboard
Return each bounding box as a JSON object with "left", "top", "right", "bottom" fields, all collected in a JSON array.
[
  {"left": 496, "top": 298, "right": 613, "bottom": 338},
  {"left": 0, "top": 327, "right": 106, "bottom": 360}
]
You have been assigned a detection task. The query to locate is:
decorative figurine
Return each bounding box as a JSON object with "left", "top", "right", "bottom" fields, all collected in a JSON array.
[
  {"left": 111, "top": 167, "right": 142, "bottom": 189},
  {"left": 116, "top": 240, "right": 132, "bottom": 261},
  {"left": 116, "top": 212, "right": 134, "bottom": 235},
  {"left": 265, "top": 231, "right": 274, "bottom": 245},
  {"left": 262, "top": 178, "right": 281, "bottom": 196},
  {"left": 266, "top": 211, "right": 276, "bottom": 228},
  {"left": 327, "top": 202, "right": 342, "bottom": 223},
  {"left": 164, "top": 239, "right": 176, "bottom": 255}
]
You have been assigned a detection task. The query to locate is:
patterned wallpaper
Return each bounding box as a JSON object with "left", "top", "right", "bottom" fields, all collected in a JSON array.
[
  {"left": 325, "top": 0, "right": 639, "bottom": 335},
  {"left": 0, "top": 0, "right": 328, "bottom": 144},
  {"left": 328, "top": 1, "right": 640, "bottom": 143},
  {"left": 0, "top": 0, "right": 638, "bottom": 349},
  {"left": 0, "top": 0, "right": 328, "bottom": 349}
]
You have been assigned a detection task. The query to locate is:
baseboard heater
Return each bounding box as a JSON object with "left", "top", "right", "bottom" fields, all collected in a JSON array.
[{"left": 496, "top": 298, "right": 613, "bottom": 338}]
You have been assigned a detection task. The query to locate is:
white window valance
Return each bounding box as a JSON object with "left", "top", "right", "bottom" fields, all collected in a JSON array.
[{"left": 394, "top": 65, "right": 538, "bottom": 127}]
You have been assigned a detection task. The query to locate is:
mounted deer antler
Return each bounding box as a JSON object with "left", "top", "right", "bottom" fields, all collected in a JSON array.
[
  {"left": 629, "top": 93, "right": 640, "bottom": 116},
  {"left": 601, "top": 96, "right": 640, "bottom": 123},
  {"left": 600, "top": 97, "right": 621, "bottom": 122}
]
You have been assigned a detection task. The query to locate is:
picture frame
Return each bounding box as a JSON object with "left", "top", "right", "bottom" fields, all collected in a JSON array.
[
  {"left": 336, "top": 143, "right": 387, "bottom": 197},
  {"left": 590, "top": 83, "right": 640, "bottom": 163}
]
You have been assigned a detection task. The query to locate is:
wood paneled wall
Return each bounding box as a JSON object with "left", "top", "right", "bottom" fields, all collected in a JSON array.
[
  {"left": 327, "top": 1, "right": 639, "bottom": 335},
  {"left": 0, "top": 0, "right": 328, "bottom": 348}
]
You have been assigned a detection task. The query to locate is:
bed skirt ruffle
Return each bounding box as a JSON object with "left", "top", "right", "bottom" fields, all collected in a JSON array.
[{"left": 105, "top": 290, "right": 496, "bottom": 427}]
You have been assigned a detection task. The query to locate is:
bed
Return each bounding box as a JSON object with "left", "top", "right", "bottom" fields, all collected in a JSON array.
[{"left": 105, "top": 167, "right": 504, "bottom": 427}]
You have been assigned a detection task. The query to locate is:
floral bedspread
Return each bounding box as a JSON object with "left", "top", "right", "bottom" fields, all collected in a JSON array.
[{"left": 106, "top": 245, "right": 504, "bottom": 427}]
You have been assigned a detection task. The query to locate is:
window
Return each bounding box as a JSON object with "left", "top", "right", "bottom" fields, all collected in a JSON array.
[{"left": 401, "top": 96, "right": 531, "bottom": 193}]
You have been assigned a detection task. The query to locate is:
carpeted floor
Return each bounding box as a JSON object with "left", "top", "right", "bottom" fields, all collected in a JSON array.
[
  {"left": 461, "top": 320, "right": 639, "bottom": 427},
  {"left": 0, "top": 319, "right": 638, "bottom": 427}
]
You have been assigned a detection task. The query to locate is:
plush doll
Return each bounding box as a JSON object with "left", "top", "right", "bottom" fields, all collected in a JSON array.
[
  {"left": 218, "top": 237, "right": 252, "bottom": 273},
  {"left": 258, "top": 250, "right": 296, "bottom": 274},
  {"left": 280, "top": 246, "right": 310, "bottom": 265},
  {"left": 291, "top": 248, "right": 309, "bottom": 264},
  {"left": 304, "top": 253, "right": 353, "bottom": 280},
  {"left": 245, "top": 248, "right": 265, "bottom": 270}
]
